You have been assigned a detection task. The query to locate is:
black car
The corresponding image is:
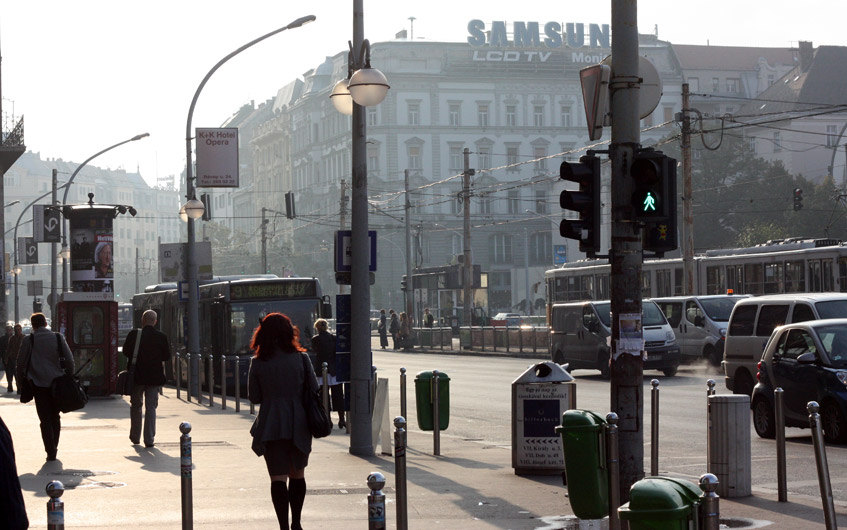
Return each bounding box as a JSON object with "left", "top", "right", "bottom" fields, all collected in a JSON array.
[{"left": 751, "top": 319, "right": 847, "bottom": 443}]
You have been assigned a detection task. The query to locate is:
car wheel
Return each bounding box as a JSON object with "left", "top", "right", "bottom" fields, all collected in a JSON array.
[
  {"left": 822, "top": 402, "right": 847, "bottom": 444},
  {"left": 752, "top": 397, "right": 776, "bottom": 439},
  {"left": 733, "top": 370, "right": 754, "bottom": 396},
  {"left": 704, "top": 344, "right": 721, "bottom": 367},
  {"left": 662, "top": 365, "right": 678, "bottom": 377}
]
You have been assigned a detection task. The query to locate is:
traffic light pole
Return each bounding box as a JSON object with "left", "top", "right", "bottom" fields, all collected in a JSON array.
[
  {"left": 682, "top": 83, "right": 695, "bottom": 295},
  {"left": 609, "top": 0, "right": 643, "bottom": 504}
]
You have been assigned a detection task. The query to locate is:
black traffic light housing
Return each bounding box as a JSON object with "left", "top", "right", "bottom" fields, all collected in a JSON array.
[
  {"left": 200, "top": 193, "right": 212, "bottom": 221},
  {"left": 33, "top": 297, "right": 43, "bottom": 314},
  {"left": 560, "top": 153, "right": 602, "bottom": 257},
  {"left": 793, "top": 188, "right": 803, "bottom": 211},
  {"left": 285, "top": 191, "right": 296, "bottom": 219},
  {"left": 632, "top": 148, "right": 678, "bottom": 256},
  {"left": 400, "top": 275, "right": 408, "bottom": 291}
]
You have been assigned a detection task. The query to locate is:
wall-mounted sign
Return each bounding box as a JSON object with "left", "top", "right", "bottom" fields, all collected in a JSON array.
[
  {"left": 196, "top": 127, "right": 239, "bottom": 187},
  {"left": 159, "top": 241, "right": 213, "bottom": 282}
]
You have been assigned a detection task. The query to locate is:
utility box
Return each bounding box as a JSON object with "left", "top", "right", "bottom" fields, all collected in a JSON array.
[
  {"left": 709, "top": 394, "right": 751, "bottom": 497},
  {"left": 511, "top": 362, "right": 575, "bottom": 475}
]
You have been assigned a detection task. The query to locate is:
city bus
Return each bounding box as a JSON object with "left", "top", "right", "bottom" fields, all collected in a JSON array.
[
  {"left": 131, "top": 276, "right": 332, "bottom": 391},
  {"left": 545, "top": 238, "right": 847, "bottom": 322}
]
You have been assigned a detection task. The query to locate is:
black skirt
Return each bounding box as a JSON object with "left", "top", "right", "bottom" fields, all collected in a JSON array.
[{"left": 263, "top": 438, "right": 309, "bottom": 475}]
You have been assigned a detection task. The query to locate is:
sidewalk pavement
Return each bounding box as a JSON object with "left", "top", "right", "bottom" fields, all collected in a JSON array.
[{"left": 1, "top": 380, "right": 845, "bottom": 528}]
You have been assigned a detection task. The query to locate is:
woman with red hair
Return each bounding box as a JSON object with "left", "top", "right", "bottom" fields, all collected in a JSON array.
[{"left": 248, "top": 312, "right": 318, "bottom": 530}]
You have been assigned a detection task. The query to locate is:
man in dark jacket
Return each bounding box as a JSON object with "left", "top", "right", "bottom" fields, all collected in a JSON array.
[
  {"left": 310, "top": 319, "right": 345, "bottom": 429},
  {"left": 1, "top": 324, "right": 12, "bottom": 391},
  {"left": 122, "top": 310, "right": 171, "bottom": 448},
  {"left": 0, "top": 414, "right": 28, "bottom": 529}
]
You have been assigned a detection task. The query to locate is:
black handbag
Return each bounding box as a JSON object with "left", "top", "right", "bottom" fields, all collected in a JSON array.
[
  {"left": 50, "top": 333, "right": 88, "bottom": 413},
  {"left": 300, "top": 353, "right": 332, "bottom": 438},
  {"left": 117, "top": 329, "right": 142, "bottom": 396}
]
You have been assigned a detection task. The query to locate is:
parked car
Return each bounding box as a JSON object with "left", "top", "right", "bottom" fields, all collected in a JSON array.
[
  {"left": 724, "top": 293, "right": 847, "bottom": 396},
  {"left": 751, "top": 319, "right": 847, "bottom": 443},
  {"left": 491, "top": 312, "right": 522, "bottom": 327}
]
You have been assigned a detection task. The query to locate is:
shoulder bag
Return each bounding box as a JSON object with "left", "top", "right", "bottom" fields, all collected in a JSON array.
[
  {"left": 300, "top": 353, "right": 332, "bottom": 438},
  {"left": 117, "top": 329, "right": 142, "bottom": 396},
  {"left": 51, "top": 333, "right": 89, "bottom": 413},
  {"left": 18, "top": 337, "right": 34, "bottom": 404}
]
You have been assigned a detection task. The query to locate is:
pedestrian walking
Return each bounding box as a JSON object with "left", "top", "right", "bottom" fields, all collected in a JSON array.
[
  {"left": 122, "top": 310, "right": 171, "bottom": 448},
  {"left": 248, "top": 312, "right": 318, "bottom": 530},
  {"left": 423, "top": 308, "right": 434, "bottom": 328},
  {"left": 0, "top": 414, "right": 29, "bottom": 530},
  {"left": 16, "top": 313, "right": 74, "bottom": 461},
  {"left": 389, "top": 310, "right": 399, "bottom": 350},
  {"left": 1, "top": 324, "right": 13, "bottom": 391},
  {"left": 399, "top": 312, "right": 412, "bottom": 351},
  {"left": 6, "top": 325, "right": 24, "bottom": 393},
  {"left": 377, "top": 309, "right": 388, "bottom": 350},
  {"left": 310, "top": 318, "right": 345, "bottom": 430}
]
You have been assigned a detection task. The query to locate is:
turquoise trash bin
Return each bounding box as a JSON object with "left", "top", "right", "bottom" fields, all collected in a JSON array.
[
  {"left": 617, "top": 477, "right": 702, "bottom": 530},
  {"left": 554, "top": 409, "right": 608, "bottom": 520}
]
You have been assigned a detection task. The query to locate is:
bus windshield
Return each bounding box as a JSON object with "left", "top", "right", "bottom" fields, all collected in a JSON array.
[
  {"left": 230, "top": 300, "right": 322, "bottom": 355},
  {"left": 594, "top": 301, "right": 667, "bottom": 327}
]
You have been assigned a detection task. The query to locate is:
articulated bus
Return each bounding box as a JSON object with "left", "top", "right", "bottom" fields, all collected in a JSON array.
[
  {"left": 545, "top": 238, "right": 847, "bottom": 321},
  {"left": 132, "top": 275, "right": 332, "bottom": 391}
]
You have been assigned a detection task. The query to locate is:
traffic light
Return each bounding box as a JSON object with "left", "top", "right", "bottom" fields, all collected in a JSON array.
[
  {"left": 560, "top": 153, "right": 602, "bottom": 257},
  {"left": 285, "top": 191, "right": 296, "bottom": 219},
  {"left": 631, "top": 148, "right": 678, "bottom": 256},
  {"left": 793, "top": 188, "right": 803, "bottom": 211},
  {"left": 400, "top": 275, "right": 408, "bottom": 291},
  {"left": 200, "top": 193, "right": 211, "bottom": 221},
  {"left": 33, "top": 297, "right": 42, "bottom": 314}
]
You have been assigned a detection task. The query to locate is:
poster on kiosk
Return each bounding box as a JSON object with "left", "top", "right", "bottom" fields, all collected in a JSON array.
[{"left": 57, "top": 204, "right": 119, "bottom": 396}]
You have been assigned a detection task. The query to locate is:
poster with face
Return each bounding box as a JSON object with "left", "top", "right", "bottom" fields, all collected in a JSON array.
[{"left": 70, "top": 215, "right": 114, "bottom": 294}]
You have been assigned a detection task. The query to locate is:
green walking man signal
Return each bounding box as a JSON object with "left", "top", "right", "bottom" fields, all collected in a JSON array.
[{"left": 642, "top": 191, "right": 657, "bottom": 212}]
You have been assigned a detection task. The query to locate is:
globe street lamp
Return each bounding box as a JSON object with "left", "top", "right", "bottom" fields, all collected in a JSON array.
[
  {"left": 181, "top": 14, "right": 315, "bottom": 400},
  {"left": 330, "top": 0, "right": 389, "bottom": 456}
]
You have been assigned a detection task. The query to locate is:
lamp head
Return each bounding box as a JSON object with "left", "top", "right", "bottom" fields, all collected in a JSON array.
[
  {"left": 348, "top": 67, "right": 390, "bottom": 107},
  {"left": 128, "top": 207, "right": 137, "bottom": 217},
  {"left": 131, "top": 133, "right": 151, "bottom": 141},
  {"left": 179, "top": 205, "right": 188, "bottom": 223},
  {"left": 287, "top": 15, "right": 316, "bottom": 29},
  {"left": 183, "top": 198, "right": 205, "bottom": 220},
  {"left": 330, "top": 79, "right": 353, "bottom": 116},
  {"left": 117, "top": 205, "right": 127, "bottom": 215}
]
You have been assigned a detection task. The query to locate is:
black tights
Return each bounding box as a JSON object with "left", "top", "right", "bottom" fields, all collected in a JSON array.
[{"left": 271, "top": 478, "right": 306, "bottom": 530}]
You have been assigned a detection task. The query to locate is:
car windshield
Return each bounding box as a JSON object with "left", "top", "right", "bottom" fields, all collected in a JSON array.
[
  {"left": 815, "top": 324, "right": 847, "bottom": 368},
  {"left": 594, "top": 302, "right": 667, "bottom": 328},
  {"left": 814, "top": 300, "right": 847, "bottom": 320},
  {"left": 699, "top": 297, "right": 745, "bottom": 322}
]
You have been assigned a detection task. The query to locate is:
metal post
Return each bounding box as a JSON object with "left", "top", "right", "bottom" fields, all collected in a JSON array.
[
  {"left": 432, "top": 370, "right": 441, "bottom": 456},
  {"left": 775, "top": 387, "right": 787, "bottom": 502},
  {"left": 651, "top": 379, "right": 659, "bottom": 477},
  {"left": 175, "top": 353, "right": 182, "bottom": 400},
  {"left": 706, "top": 379, "right": 715, "bottom": 472},
  {"left": 400, "top": 367, "right": 407, "bottom": 422},
  {"left": 46, "top": 480, "right": 65, "bottom": 530},
  {"left": 371, "top": 365, "right": 378, "bottom": 413},
  {"left": 367, "top": 471, "right": 387, "bottom": 530},
  {"left": 180, "top": 422, "right": 193, "bottom": 530},
  {"left": 808, "top": 401, "right": 837, "bottom": 530},
  {"left": 699, "top": 473, "right": 720, "bottom": 530},
  {"left": 606, "top": 412, "right": 621, "bottom": 530},
  {"left": 207, "top": 354, "right": 214, "bottom": 406},
  {"left": 234, "top": 356, "right": 242, "bottom": 413},
  {"left": 462, "top": 148, "right": 473, "bottom": 329},
  {"left": 322, "top": 362, "right": 330, "bottom": 416},
  {"left": 394, "top": 417, "right": 408, "bottom": 530},
  {"left": 681, "top": 83, "right": 695, "bottom": 295},
  {"left": 220, "top": 355, "right": 227, "bottom": 410},
  {"left": 186, "top": 354, "right": 193, "bottom": 404}
]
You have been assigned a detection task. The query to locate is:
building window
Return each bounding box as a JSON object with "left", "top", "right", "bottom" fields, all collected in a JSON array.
[
  {"left": 508, "top": 191, "right": 520, "bottom": 214},
  {"left": 368, "top": 145, "right": 380, "bottom": 173},
  {"left": 529, "top": 232, "right": 552, "bottom": 265},
  {"left": 506, "top": 145, "right": 520, "bottom": 171},
  {"left": 560, "top": 106, "right": 571, "bottom": 127},
  {"left": 479, "top": 195, "right": 492, "bottom": 214},
  {"left": 726, "top": 78, "right": 740, "bottom": 93},
  {"left": 408, "top": 102, "right": 420, "bottom": 125},
  {"left": 449, "top": 145, "right": 463, "bottom": 171},
  {"left": 827, "top": 125, "right": 839, "bottom": 147},
  {"left": 367, "top": 107, "right": 378, "bottom": 126},
  {"left": 477, "top": 146, "right": 490, "bottom": 170},
  {"left": 642, "top": 112, "right": 653, "bottom": 128},
  {"left": 490, "top": 234, "right": 513, "bottom": 263},
  {"left": 688, "top": 77, "right": 699, "bottom": 91},
  {"left": 748, "top": 136, "right": 757, "bottom": 153},
  {"left": 408, "top": 145, "right": 422, "bottom": 170},
  {"left": 478, "top": 103, "right": 490, "bottom": 127},
  {"left": 712, "top": 77, "right": 720, "bottom": 92},
  {"left": 506, "top": 105, "right": 517, "bottom": 127},
  {"left": 533, "top": 105, "right": 545, "bottom": 127},
  {"left": 535, "top": 190, "right": 547, "bottom": 214},
  {"left": 663, "top": 106, "right": 674, "bottom": 123},
  {"left": 767, "top": 75, "right": 775, "bottom": 87},
  {"left": 452, "top": 193, "right": 463, "bottom": 215},
  {"left": 451, "top": 234, "right": 462, "bottom": 257},
  {"left": 449, "top": 104, "right": 461, "bottom": 126},
  {"left": 773, "top": 132, "right": 782, "bottom": 153},
  {"left": 533, "top": 146, "right": 547, "bottom": 171}
]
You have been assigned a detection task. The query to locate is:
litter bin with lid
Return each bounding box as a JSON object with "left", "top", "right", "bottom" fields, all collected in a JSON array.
[
  {"left": 554, "top": 409, "right": 608, "bottom": 520},
  {"left": 414, "top": 371, "right": 450, "bottom": 431},
  {"left": 617, "top": 476, "right": 702, "bottom": 530},
  {"left": 512, "top": 362, "right": 575, "bottom": 475}
]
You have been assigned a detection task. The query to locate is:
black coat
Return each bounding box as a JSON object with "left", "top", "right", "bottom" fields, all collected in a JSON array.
[
  {"left": 0, "top": 415, "right": 28, "bottom": 530},
  {"left": 122, "top": 326, "right": 171, "bottom": 386},
  {"left": 310, "top": 330, "right": 336, "bottom": 376}
]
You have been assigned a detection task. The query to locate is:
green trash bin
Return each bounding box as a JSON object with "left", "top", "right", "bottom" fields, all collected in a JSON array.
[
  {"left": 554, "top": 409, "right": 608, "bottom": 520},
  {"left": 414, "top": 371, "right": 450, "bottom": 431},
  {"left": 618, "top": 477, "right": 701, "bottom": 530}
]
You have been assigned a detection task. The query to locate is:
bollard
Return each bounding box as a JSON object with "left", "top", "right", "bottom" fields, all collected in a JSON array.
[
  {"left": 175, "top": 352, "right": 182, "bottom": 400},
  {"left": 367, "top": 471, "right": 387, "bottom": 530},
  {"left": 206, "top": 354, "right": 214, "bottom": 407},
  {"left": 221, "top": 355, "right": 228, "bottom": 411},
  {"left": 775, "top": 387, "right": 787, "bottom": 502},
  {"left": 394, "top": 417, "right": 409, "bottom": 530},
  {"left": 180, "top": 422, "right": 194, "bottom": 530},
  {"left": 432, "top": 370, "right": 441, "bottom": 456},
  {"left": 234, "top": 356, "right": 242, "bottom": 413},
  {"left": 699, "top": 473, "right": 720, "bottom": 530},
  {"left": 400, "top": 368, "right": 407, "bottom": 422},
  {"left": 706, "top": 379, "right": 715, "bottom": 472},
  {"left": 46, "top": 480, "right": 64, "bottom": 530},
  {"left": 808, "top": 401, "right": 837, "bottom": 530},
  {"left": 606, "top": 412, "right": 621, "bottom": 530},
  {"left": 651, "top": 379, "right": 660, "bottom": 477},
  {"left": 322, "top": 362, "right": 330, "bottom": 416}
]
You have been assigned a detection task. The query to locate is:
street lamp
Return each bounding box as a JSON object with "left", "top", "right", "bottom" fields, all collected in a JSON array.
[
  {"left": 60, "top": 133, "right": 150, "bottom": 293},
  {"left": 181, "top": 14, "right": 315, "bottom": 400},
  {"left": 330, "top": 0, "right": 389, "bottom": 456}
]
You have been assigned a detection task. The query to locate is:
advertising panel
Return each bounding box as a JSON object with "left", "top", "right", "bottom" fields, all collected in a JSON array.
[
  {"left": 196, "top": 127, "right": 239, "bottom": 187},
  {"left": 69, "top": 215, "right": 114, "bottom": 294}
]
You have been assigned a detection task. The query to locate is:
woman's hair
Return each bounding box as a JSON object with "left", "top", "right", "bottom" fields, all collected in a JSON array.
[
  {"left": 250, "top": 312, "right": 305, "bottom": 359},
  {"left": 314, "top": 318, "right": 328, "bottom": 332},
  {"left": 94, "top": 242, "right": 111, "bottom": 262}
]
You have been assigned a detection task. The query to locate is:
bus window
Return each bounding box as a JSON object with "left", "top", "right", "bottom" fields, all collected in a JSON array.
[
  {"left": 744, "top": 263, "right": 764, "bottom": 295},
  {"left": 809, "top": 260, "right": 823, "bottom": 292},
  {"left": 763, "top": 263, "right": 783, "bottom": 294},
  {"left": 785, "top": 260, "right": 805, "bottom": 292},
  {"left": 641, "top": 271, "right": 651, "bottom": 298},
  {"left": 656, "top": 269, "right": 671, "bottom": 297},
  {"left": 597, "top": 274, "right": 610, "bottom": 299},
  {"left": 839, "top": 257, "right": 847, "bottom": 292},
  {"left": 823, "top": 260, "right": 834, "bottom": 291},
  {"left": 706, "top": 266, "right": 724, "bottom": 295}
]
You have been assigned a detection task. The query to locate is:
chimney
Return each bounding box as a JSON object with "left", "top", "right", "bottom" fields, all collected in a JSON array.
[{"left": 799, "top": 41, "right": 814, "bottom": 72}]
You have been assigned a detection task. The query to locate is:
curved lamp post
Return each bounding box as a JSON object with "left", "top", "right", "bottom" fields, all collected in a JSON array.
[
  {"left": 182, "top": 14, "right": 315, "bottom": 399},
  {"left": 60, "top": 133, "right": 150, "bottom": 292}
]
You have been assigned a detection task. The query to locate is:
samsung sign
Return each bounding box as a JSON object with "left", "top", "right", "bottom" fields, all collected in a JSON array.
[{"left": 467, "top": 20, "right": 610, "bottom": 49}]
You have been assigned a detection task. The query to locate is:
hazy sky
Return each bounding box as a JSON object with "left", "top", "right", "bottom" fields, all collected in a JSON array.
[{"left": 3, "top": 1, "right": 845, "bottom": 193}]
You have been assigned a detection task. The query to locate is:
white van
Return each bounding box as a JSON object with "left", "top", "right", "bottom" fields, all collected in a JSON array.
[
  {"left": 724, "top": 293, "right": 847, "bottom": 395},
  {"left": 652, "top": 295, "right": 749, "bottom": 366},
  {"left": 550, "top": 300, "right": 681, "bottom": 378}
]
